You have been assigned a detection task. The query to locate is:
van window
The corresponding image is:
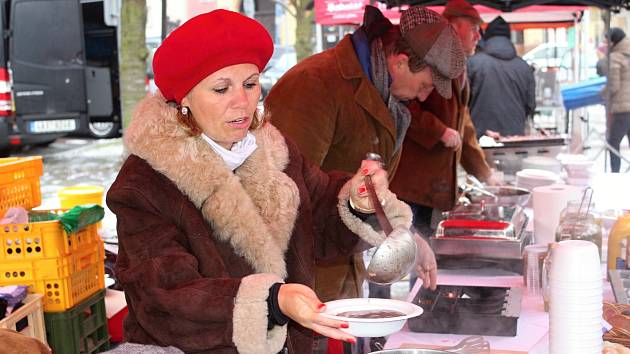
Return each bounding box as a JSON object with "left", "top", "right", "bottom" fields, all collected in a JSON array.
[{"left": 12, "top": 1, "right": 83, "bottom": 66}]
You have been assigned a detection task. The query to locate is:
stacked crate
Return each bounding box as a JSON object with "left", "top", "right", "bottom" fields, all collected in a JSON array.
[{"left": 0, "top": 156, "right": 109, "bottom": 353}]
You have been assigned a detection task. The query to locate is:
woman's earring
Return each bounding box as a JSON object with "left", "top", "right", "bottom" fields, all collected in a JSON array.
[{"left": 181, "top": 106, "right": 189, "bottom": 117}]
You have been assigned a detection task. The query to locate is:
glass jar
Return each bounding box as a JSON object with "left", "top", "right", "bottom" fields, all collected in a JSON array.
[
  {"left": 542, "top": 242, "right": 557, "bottom": 312},
  {"left": 558, "top": 200, "right": 597, "bottom": 224},
  {"left": 555, "top": 215, "right": 603, "bottom": 256}
]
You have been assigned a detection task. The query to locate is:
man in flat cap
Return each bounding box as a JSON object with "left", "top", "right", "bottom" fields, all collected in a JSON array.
[
  {"left": 468, "top": 16, "right": 536, "bottom": 138},
  {"left": 265, "top": 5, "right": 464, "bottom": 352},
  {"left": 390, "top": 0, "right": 498, "bottom": 265}
]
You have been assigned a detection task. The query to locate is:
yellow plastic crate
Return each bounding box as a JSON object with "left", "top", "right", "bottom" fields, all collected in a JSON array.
[
  {"left": 0, "top": 241, "right": 103, "bottom": 282},
  {"left": 0, "top": 156, "right": 43, "bottom": 216},
  {"left": 1, "top": 210, "right": 100, "bottom": 260},
  {"left": 0, "top": 239, "right": 106, "bottom": 312}
]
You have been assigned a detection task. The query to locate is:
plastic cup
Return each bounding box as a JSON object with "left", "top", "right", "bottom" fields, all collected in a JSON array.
[
  {"left": 523, "top": 244, "right": 548, "bottom": 295},
  {"left": 550, "top": 240, "right": 601, "bottom": 282}
]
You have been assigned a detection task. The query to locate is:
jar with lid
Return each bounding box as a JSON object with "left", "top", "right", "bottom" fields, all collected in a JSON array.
[
  {"left": 555, "top": 214, "right": 603, "bottom": 256},
  {"left": 558, "top": 200, "right": 597, "bottom": 224}
]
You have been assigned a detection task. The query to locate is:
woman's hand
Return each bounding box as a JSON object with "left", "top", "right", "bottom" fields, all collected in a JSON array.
[
  {"left": 348, "top": 159, "right": 389, "bottom": 213},
  {"left": 277, "top": 284, "right": 356, "bottom": 344}
]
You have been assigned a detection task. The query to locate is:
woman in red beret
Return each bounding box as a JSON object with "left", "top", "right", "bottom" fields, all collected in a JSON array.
[{"left": 106, "top": 9, "right": 414, "bottom": 354}]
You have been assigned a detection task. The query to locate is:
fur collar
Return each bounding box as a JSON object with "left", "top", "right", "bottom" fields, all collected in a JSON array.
[{"left": 124, "top": 94, "right": 300, "bottom": 279}]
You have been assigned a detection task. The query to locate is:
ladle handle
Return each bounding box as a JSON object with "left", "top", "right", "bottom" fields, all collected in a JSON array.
[{"left": 364, "top": 173, "right": 393, "bottom": 236}]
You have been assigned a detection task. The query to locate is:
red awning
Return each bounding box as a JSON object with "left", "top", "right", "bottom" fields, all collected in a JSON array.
[{"left": 314, "top": 0, "right": 586, "bottom": 28}]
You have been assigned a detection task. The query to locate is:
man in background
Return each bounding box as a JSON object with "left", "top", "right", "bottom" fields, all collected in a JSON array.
[
  {"left": 265, "top": 6, "right": 464, "bottom": 353},
  {"left": 468, "top": 16, "right": 536, "bottom": 138},
  {"left": 390, "top": 0, "right": 498, "bottom": 257}
]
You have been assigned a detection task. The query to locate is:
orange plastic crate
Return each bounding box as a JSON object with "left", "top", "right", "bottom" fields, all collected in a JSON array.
[
  {"left": 0, "top": 239, "right": 105, "bottom": 312},
  {"left": 1, "top": 210, "right": 100, "bottom": 260},
  {"left": 0, "top": 156, "right": 43, "bottom": 216}
]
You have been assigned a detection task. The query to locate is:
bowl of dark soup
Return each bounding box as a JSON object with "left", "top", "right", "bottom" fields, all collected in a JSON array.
[{"left": 321, "top": 298, "right": 423, "bottom": 337}]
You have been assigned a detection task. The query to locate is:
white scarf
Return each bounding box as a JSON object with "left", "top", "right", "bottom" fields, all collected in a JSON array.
[{"left": 201, "top": 132, "right": 258, "bottom": 171}]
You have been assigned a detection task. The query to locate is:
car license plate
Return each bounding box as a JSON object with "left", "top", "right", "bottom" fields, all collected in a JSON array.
[{"left": 29, "top": 119, "right": 76, "bottom": 133}]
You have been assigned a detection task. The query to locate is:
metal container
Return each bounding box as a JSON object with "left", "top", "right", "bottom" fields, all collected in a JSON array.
[
  {"left": 432, "top": 205, "right": 529, "bottom": 258},
  {"left": 467, "top": 186, "right": 531, "bottom": 207}
]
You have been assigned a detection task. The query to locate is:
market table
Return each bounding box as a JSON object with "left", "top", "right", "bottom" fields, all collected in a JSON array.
[
  {"left": 385, "top": 268, "right": 614, "bottom": 353},
  {"left": 385, "top": 172, "right": 628, "bottom": 353}
]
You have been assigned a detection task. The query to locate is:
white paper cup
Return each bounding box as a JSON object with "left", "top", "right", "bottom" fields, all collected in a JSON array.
[
  {"left": 550, "top": 303, "right": 603, "bottom": 314},
  {"left": 549, "top": 310, "right": 602, "bottom": 322},
  {"left": 550, "top": 292, "right": 603, "bottom": 302},
  {"left": 550, "top": 343, "right": 602, "bottom": 354},
  {"left": 550, "top": 288, "right": 603, "bottom": 299},
  {"left": 549, "top": 279, "right": 603, "bottom": 288},
  {"left": 550, "top": 240, "right": 601, "bottom": 282}
]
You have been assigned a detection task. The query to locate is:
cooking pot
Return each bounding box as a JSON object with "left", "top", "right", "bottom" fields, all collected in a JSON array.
[
  {"left": 370, "top": 350, "right": 452, "bottom": 354},
  {"left": 467, "top": 186, "right": 531, "bottom": 207}
]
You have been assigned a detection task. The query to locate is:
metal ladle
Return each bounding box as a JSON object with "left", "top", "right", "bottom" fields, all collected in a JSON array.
[
  {"left": 363, "top": 153, "right": 416, "bottom": 285},
  {"left": 370, "top": 335, "right": 490, "bottom": 354}
]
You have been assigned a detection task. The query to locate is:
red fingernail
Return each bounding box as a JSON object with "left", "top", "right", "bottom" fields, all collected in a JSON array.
[
  {"left": 318, "top": 303, "right": 326, "bottom": 310},
  {"left": 346, "top": 338, "right": 356, "bottom": 344},
  {"left": 358, "top": 186, "right": 366, "bottom": 194},
  {"left": 341, "top": 323, "right": 349, "bottom": 328},
  {"left": 362, "top": 168, "right": 369, "bottom": 175}
]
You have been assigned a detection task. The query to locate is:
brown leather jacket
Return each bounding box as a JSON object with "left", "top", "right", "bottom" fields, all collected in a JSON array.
[
  {"left": 390, "top": 81, "right": 492, "bottom": 211},
  {"left": 265, "top": 35, "right": 403, "bottom": 301}
]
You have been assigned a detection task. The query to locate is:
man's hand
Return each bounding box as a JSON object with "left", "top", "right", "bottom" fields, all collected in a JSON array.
[
  {"left": 485, "top": 129, "right": 502, "bottom": 140},
  {"left": 412, "top": 232, "right": 437, "bottom": 290},
  {"left": 484, "top": 173, "right": 503, "bottom": 187},
  {"left": 440, "top": 128, "right": 462, "bottom": 150}
]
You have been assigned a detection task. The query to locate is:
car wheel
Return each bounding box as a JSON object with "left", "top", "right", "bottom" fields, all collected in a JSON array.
[
  {"left": 0, "top": 147, "right": 11, "bottom": 157},
  {"left": 89, "top": 121, "right": 121, "bottom": 139}
]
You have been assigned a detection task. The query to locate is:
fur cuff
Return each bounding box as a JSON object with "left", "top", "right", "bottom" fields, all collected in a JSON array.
[
  {"left": 233, "top": 274, "right": 287, "bottom": 354},
  {"left": 337, "top": 181, "right": 413, "bottom": 246}
]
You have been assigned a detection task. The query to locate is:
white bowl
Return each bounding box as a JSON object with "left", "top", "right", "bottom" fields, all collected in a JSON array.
[{"left": 321, "top": 298, "right": 423, "bottom": 337}]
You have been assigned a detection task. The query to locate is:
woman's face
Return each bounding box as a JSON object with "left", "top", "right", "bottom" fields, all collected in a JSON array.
[{"left": 181, "top": 63, "right": 261, "bottom": 149}]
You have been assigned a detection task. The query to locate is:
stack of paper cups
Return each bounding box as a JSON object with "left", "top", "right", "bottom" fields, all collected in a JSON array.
[
  {"left": 532, "top": 184, "right": 584, "bottom": 245},
  {"left": 549, "top": 240, "right": 603, "bottom": 353}
]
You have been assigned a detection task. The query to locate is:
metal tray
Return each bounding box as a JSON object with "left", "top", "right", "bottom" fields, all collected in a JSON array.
[{"left": 609, "top": 269, "right": 630, "bottom": 304}]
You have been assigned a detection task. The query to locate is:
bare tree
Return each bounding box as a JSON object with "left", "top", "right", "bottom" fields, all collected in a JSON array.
[
  {"left": 276, "top": 0, "right": 314, "bottom": 61},
  {"left": 120, "top": 0, "right": 148, "bottom": 130}
]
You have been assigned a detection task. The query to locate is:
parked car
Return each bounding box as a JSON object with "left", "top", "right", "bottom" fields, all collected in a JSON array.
[
  {"left": 259, "top": 46, "right": 297, "bottom": 101},
  {"left": 523, "top": 43, "right": 599, "bottom": 82}
]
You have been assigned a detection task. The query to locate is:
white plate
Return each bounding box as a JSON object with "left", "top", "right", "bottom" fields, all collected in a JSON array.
[
  {"left": 321, "top": 298, "right": 423, "bottom": 337},
  {"left": 516, "top": 168, "right": 560, "bottom": 181}
]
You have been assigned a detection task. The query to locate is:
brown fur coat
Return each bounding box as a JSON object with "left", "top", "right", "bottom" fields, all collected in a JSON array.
[{"left": 107, "top": 94, "right": 412, "bottom": 354}]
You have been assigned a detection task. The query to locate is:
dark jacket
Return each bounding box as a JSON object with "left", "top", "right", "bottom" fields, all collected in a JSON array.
[
  {"left": 107, "top": 95, "right": 412, "bottom": 354},
  {"left": 468, "top": 36, "right": 536, "bottom": 137},
  {"left": 265, "top": 35, "right": 403, "bottom": 301},
  {"left": 390, "top": 80, "right": 491, "bottom": 211}
]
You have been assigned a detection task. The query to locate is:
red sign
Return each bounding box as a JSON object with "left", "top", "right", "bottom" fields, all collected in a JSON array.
[{"left": 314, "top": 0, "right": 406, "bottom": 25}]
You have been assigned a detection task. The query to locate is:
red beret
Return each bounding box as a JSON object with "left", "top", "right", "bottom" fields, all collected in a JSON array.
[{"left": 153, "top": 9, "right": 274, "bottom": 103}]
